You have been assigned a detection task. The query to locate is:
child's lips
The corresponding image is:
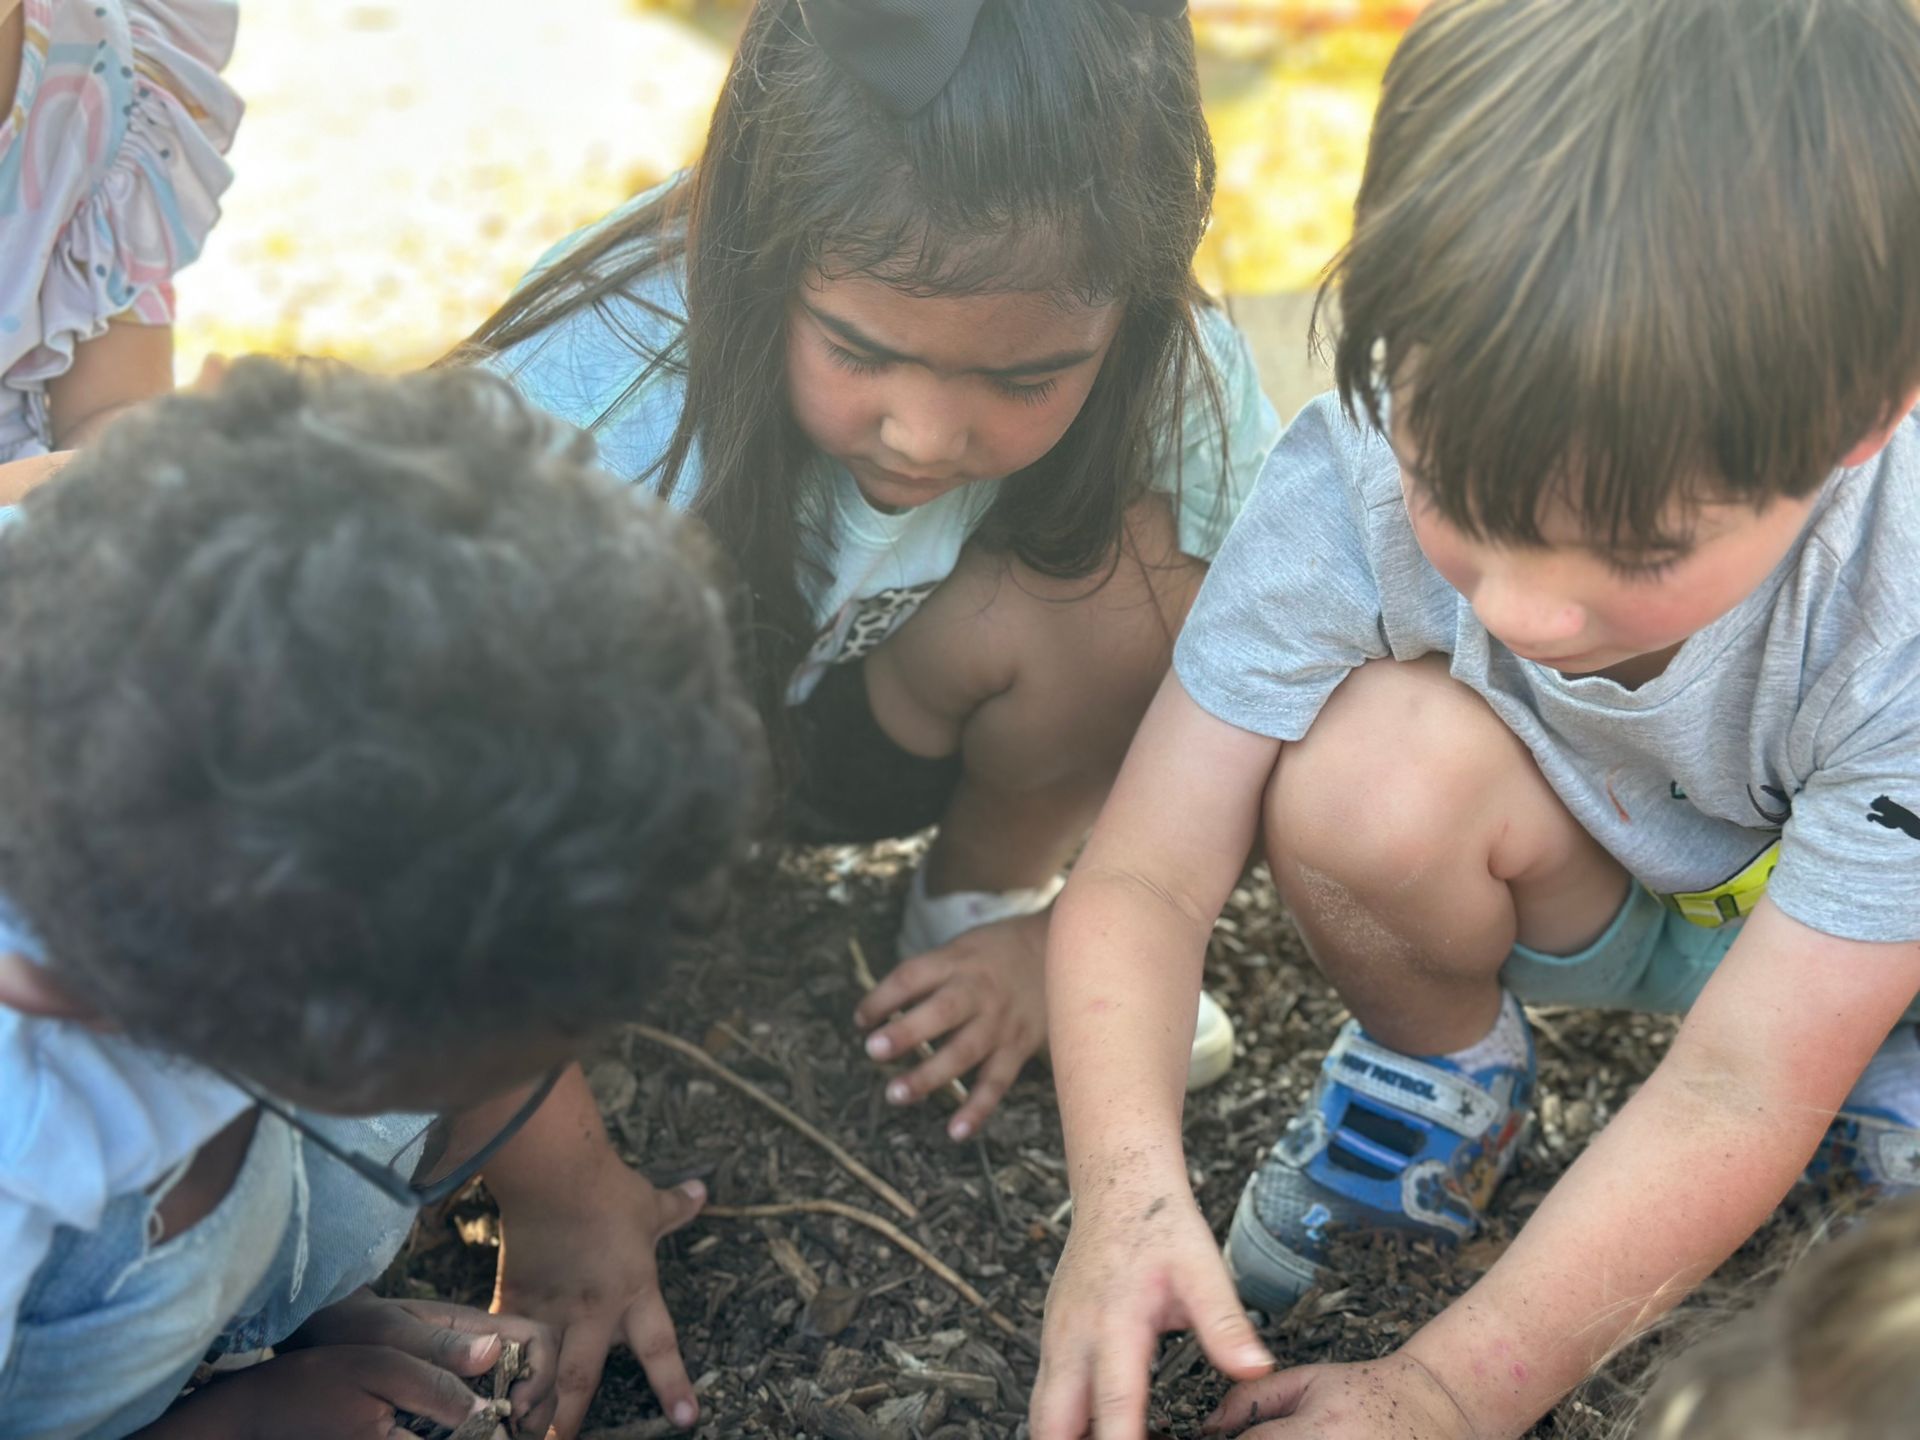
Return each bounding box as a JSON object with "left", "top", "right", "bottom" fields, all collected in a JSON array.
[
  {"left": 852, "top": 462, "right": 973, "bottom": 508},
  {"left": 870, "top": 463, "right": 959, "bottom": 491}
]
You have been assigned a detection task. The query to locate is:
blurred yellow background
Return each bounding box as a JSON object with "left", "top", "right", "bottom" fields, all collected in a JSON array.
[{"left": 173, "top": 0, "right": 1417, "bottom": 378}]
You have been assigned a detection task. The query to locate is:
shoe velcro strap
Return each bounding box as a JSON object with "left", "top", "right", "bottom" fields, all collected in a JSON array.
[
  {"left": 1326, "top": 1029, "right": 1503, "bottom": 1138},
  {"left": 1858, "top": 1115, "right": 1920, "bottom": 1187}
]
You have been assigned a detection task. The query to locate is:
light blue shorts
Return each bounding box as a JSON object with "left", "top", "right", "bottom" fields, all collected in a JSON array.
[
  {"left": 1504, "top": 881, "right": 1920, "bottom": 1020},
  {"left": 1501, "top": 882, "right": 1741, "bottom": 1013},
  {"left": 0, "top": 1111, "right": 424, "bottom": 1440}
]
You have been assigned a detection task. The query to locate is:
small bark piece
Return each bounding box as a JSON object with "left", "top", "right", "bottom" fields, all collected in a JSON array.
[
  {"left": 488, "top": 1338, "right": 530, "bottom": 1436},
  {"left": 447, "top": 1398, "right": 511, "bottom": 1440},
  {"left": 766, "top": 1233, "right": 822, "bottom": 1301}
]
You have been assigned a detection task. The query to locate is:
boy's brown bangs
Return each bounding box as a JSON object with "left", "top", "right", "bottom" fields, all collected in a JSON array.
[
  {"left": 1365, "top": 284, "right": 1750, "bottom": 556},
  {"left": 1325, "top": 0, "right": 1920, "bottom": 552}
]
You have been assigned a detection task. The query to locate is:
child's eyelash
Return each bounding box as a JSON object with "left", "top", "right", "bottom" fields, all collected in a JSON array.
[
  {"left": 994, "top": 376, "right": 1059, "bottom": 407},
  {"left": 825, "top": 342, "right": 890, "bottom": 377},
  {"left": 1608, "top": 554, "right": 1684, "bottom": 582},
  {"left": 823, "top": 341, "right": 1059, "bottom": 406}
]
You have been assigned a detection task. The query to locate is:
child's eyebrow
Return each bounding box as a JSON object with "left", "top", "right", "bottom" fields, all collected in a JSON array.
[
  {"left": 802, "top": 301, "right": 1102, "bottom": 379},
  {"left": 1595, "top": 537, "right": 1697, "bottom": 565}
]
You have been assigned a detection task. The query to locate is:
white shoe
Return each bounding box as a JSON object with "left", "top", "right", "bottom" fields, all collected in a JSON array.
[
  {"left": 1189, "top": 990, "right": 1235, "bottom": 1091},
  {"left": 897, "top": 865, "right": 1236, "bottom": 1092}
]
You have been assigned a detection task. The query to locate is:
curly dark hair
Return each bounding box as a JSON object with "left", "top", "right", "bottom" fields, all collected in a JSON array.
[{"left": 0, "top": 359, "right": 763, "bottom": 1095}]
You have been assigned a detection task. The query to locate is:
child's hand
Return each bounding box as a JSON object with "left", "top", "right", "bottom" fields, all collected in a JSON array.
[
  {"left": 153, "top": 1345, "right": 499, "bottom": 1439},
  {"left": 0, "top": 451, "right": 73, "bottom": 504},
  {"left": 283, "top": 1288, "right": 560, "bottom": 1437},
  {"left": 1201, "top": 1355, "right": 1479, "bottom": 1439},
  {"left": 1031, "top": 1189, "right": 1274, "bottom": 1439},
  {"left": 189, "top": 353, "right": 231, "bottom": 393},
  {"left": 855, "top": 908, "right": 1050, "bottom": 1140},
  {"left": 493, "top": 1158, "right": 708, "bottom": 1437}
]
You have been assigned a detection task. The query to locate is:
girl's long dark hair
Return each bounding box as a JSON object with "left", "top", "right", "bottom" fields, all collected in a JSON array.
[{"left": 466, "top": 0, "right": 1227, "bottom": 761}]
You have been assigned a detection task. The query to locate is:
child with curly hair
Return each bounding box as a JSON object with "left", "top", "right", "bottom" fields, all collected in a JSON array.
[{"left": 0, "top": 360, "right": 762, "bottom": 1438}]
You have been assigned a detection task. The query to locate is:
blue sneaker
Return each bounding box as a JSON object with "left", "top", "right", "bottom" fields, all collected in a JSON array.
[
  {"left": 1808, "top": 1106, "right": 1920, "bottom": 1193},
  {"left": 1225, "top": 1018, "right": 1536, "bottom": 1312},
  {"left": 1807, "top": 1026, "right": 1920, "bottom": 1194}
]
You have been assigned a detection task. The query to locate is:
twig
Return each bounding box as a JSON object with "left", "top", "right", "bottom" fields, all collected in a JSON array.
[
  {"left": 847, "top": 934, "right": 881, "bottom": 991},
  {"left": 1153, "top": 1331, "right": 1204, "bottom": 1381},
  {"left": 850, "top": 937, "right": 969, "bottom": 1110},
  {"left": 705, "top": 1199, "right": 1032, "bottom": 1350},
  {"left": 976, "top": 1138, "right": 1010, "bottom": 1232},
  {"left": 1522, "top": 1004, "right": 1586, "bottom": 1066},
  {"left": 710, "top": 1018, "right": 780, "bottom": 1072},
  {"left": 630, "top": 1023, "right": 918, "bottom": 1222}
]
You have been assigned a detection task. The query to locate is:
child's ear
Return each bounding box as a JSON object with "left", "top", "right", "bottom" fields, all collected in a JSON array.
[
  {"left": 0, "top": 951, "right": 103, "bottom": 1022},
  {"left": 1839, "top": 385, "right": 1920, "bottom": 468}
]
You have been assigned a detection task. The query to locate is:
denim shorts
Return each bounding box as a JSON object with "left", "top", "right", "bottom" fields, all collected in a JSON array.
[
  {"left": 1503, "top": 881, "right": 1920, "bottom": 1019},
  {"left": 1, "top": 1111, "right": 424, "bottom": 1440}
]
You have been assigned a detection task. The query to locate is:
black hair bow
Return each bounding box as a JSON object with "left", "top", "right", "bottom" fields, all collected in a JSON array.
[{"left": 798, "top": 0, "right": 1188, "bottom": 117}]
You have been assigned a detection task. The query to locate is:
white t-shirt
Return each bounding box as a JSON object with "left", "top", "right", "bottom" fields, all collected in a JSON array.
[{"left": 0, "top": 901, "right": 248, "bottom": 1371}]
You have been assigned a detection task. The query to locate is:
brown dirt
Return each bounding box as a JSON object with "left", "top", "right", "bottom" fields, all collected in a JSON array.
[{"left": 388, "top": 837, "right": 1840, "bottom": 1439}]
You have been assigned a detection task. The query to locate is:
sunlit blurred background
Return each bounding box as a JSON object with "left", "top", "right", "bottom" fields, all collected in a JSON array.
[{"left": 172, "top": 0, "right": 1422, "bottom": 380}]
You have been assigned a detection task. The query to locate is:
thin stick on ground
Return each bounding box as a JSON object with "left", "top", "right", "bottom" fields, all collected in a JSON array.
[
  {"left": 849, "top": 937, "right": 969, "bottom": 1110},
  {"left": 976, "top": 1137, "right": 1010, "bottom": 1232},
  {"left": 704, "top": 1199, "right": 1033, "bottom": 1350},
  {"left": 630, "top": 1023, "right": 919, "bottom": 1222}
]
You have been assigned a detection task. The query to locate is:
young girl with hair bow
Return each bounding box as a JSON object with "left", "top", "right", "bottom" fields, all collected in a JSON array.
[
  {"left": 477, "top": 0, "right": 1278, "bottom": 1147},
  {"left": 467, "top": 6, "right": 1282, "bottom": 1423}
]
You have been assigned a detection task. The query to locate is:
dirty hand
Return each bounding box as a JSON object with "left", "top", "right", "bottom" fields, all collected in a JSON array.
[
  {"left": 284, "top": 1288, "right": 560, "bottom": 1438},
  {"left": 1202, "top": 1356, "right": 1479, "bottom": 1440},
  {"left": 1031, "top": 1188, "right": 1274, "bottom": 1439},
  {"left": 855, "top": 907, "right": 1051, "bottom": 1140},
  {"left": 151, "top": 1344, "right": 501, "bottom": 1440},
  {"left": 494, "top": 1156, "right": 707, "bottom": 1437}
]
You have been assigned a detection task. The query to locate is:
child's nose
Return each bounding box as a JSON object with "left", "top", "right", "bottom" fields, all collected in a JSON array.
[
  {"left": 1469, "top": 575, "right": 1587, "bottom": 657},
  {"left": 878, "top": 386, "right": 967, "bottom": 471}
]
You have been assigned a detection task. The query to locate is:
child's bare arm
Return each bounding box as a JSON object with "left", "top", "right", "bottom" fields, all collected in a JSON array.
[
  {"left": 45, "top": 317, "right": 174, "bottom": 449},
  {"left": 0, "top": 451, "right": 72, "bottom": 504},
  {"left": 1215, "top": 901, "right": 1920, "bottom": 1439},
  {"left": 1031, "top": 673, "right": 1283, "bottom": 1439}
]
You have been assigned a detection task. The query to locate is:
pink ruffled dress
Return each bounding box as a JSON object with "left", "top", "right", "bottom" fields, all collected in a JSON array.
[{"left": 0, "top": 0, "right": 241, "bottom": 461}]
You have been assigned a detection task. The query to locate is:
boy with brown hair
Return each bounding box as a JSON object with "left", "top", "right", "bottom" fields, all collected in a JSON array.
[{"left": 1029, "top": 1, "right": 1920, "bottom": 1435}]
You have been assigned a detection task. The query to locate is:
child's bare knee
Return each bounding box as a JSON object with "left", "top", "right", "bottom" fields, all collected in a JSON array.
[{"left": 1266, "top": 657, "right": 1518, "bottom": 886}]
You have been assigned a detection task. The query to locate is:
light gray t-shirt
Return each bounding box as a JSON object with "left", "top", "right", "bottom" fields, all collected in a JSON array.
[{"left": 1175, "top": 393, "right": 1920, "bottom": 945}]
